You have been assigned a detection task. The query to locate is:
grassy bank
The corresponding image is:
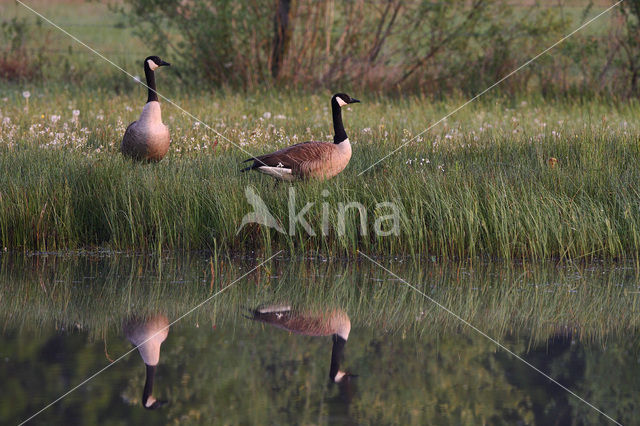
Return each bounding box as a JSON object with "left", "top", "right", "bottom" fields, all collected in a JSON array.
[{"left": 1, "top": 86, "right": 639, "bottom": 259}]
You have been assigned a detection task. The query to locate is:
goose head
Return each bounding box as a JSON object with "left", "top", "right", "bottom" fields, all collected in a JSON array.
[
  {"left": 144, "top": 55, "right": 171, "bottom": 72},
  {"left": 332, "top": 93, "right": 360, "bottom": 108}
]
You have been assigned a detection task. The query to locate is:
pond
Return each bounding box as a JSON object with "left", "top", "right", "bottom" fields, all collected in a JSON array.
[{"left": 1, "top": 253, "right": 638, "bottom": 424}]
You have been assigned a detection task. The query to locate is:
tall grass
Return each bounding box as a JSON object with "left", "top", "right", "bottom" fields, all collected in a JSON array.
[
  {"left": 1, "top": 253, "right": 639, "bottom": 345},
  {"left": 1, "top": 87, "right": 639, "bottom": 259}
]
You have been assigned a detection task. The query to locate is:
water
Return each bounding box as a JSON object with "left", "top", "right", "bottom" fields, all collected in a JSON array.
[{"left": 1, "top": 253, "right": 638, "bottom": 425}]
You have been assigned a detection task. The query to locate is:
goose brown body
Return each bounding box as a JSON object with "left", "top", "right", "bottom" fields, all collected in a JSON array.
[
  {"left": 242, "top": 93, "right": 359, "bottom": 181},
  {"left": 249, "top": 305, "right": 350, "bottom": 339},
  {"left": 121, "top": 102, "right": 170, "bottom": 161},
  {"left": 246, "top": 139, "right": 351, "bottom": 181}
]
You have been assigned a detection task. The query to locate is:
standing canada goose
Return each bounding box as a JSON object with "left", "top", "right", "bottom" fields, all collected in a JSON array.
[
  {"left": 247, "top": 304, "right": 355, "bottom": 383},
  {"left": 123, "top": 314, "right": 170, "bottom": 409},
  {"left": 121, "top": 55, "right": 171, "bottom": 161},
  {"left": 241, "top": 93, "right": 360, "bottom": 181}
]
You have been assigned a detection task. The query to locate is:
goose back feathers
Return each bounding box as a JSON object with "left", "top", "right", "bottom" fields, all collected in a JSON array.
[{"left": 248, "top": 305, "right": 351, "bottom": 340}]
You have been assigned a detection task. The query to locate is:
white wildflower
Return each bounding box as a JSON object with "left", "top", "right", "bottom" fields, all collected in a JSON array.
[
  {"left": 22, "top": 91, "right": 31, "bottom": 99},
  {"left": 263, "top": 112, "right": 271, "bottom": 119}
]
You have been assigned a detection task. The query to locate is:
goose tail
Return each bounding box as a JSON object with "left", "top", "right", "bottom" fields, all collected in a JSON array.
[{"left": 240, "top": 157, "right": 260, "bottom": 172}]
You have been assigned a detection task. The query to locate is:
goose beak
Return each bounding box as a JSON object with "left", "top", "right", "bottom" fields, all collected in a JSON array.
[
  {"left": 350, "top": 98, "right": 360, "bottom": 104},
  {"left": 160, "top": 61, "right": 171, "bottom": 67}
]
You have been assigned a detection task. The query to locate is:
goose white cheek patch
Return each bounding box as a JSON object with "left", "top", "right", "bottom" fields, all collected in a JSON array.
[
  {"left": 145, "top": 396, "right": 157, "bottom": 408},
  {"left": 336, "top": 97, "right": 347, "bottom": 107},
  {"left": 147, "top": 59, "right": 159, "bottom": 71}
]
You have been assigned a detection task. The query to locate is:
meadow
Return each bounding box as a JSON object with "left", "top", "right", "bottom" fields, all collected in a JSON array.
[
  {"left": 1, "top": 0, "right": 638, "bottom": 261},
  {"left": 0, "top": 83, "right": 639, "bottom": 260}
]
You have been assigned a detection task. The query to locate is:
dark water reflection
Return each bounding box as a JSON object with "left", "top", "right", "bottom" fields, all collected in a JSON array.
[{"left": 0, "top": 254, "right": 639, "bottom": 424}]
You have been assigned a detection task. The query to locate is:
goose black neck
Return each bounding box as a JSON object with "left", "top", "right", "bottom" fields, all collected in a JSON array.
[
  {"left": 145, "top": 64, "right": 158, "bottom": 103},
  {"left": 332, "top": 100, "right": 347, "bottom": 144},
  {"left": 329, "top": 335, "right": 347, "bottom": 381},
  {"left": 142, "top": 364, "right": 156, "bottom": 408}
]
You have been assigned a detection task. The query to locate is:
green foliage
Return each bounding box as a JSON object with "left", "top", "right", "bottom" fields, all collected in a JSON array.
[
  {"left": 119, "top": 0, "right": 273, "bottom": 88},
  {"left": 616, "top": 0, "right": 640, "bottom": 96},
  {"left": 0, "top": 17, "right": 46, "bottom": 81},
  {"left": 119, "top": 0, "right": 573, "bottom": 94}
]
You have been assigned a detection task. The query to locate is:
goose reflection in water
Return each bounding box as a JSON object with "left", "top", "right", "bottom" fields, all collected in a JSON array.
[
  {"left": 123, "top": 314, "right": 170, "bottom": 409},
  {"left": 247, "top": 304, "right": 356, "bottom": 384}
]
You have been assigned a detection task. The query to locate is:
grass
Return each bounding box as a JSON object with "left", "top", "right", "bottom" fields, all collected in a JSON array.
[
  {"left": 1, "top": 253, "right": 639, "bottom": 345},
  {"left": 1, "top": 84, "right": 639, "bottom": 260}
]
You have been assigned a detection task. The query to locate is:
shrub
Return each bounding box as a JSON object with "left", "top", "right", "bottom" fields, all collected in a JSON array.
[{"left": 120, "top": 0, "right": 570, "bottom": 95}]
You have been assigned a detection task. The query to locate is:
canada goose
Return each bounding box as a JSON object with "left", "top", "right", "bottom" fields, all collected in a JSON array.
[
  {"left": 123, "top": 314, "right": 170, "bottom": 409},
  {"left": 247, "top": 304, "right": 355, "bottom": 383},
  {"left": 121, "top": 56, "right": 171, "bottom": 161},
  {"left": 241, "top": 93, "right": 360, "bottom": 181}
]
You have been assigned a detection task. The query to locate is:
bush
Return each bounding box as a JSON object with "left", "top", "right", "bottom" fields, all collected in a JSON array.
[
  {"left": 120, "top": 0, "right": 573, "bottom": 95},
  {"left": 0, "top": 17, "right": 47, "bottom": 81}
]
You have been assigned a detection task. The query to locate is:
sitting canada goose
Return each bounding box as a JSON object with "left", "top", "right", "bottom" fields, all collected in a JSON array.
[
  {"left": 247, "top": 304, "right": 355, "bottom": 383},
  {"left": 123, "top": 314, "right": 170, "bottom": 409},
  {"left": 241, "top": 93, "right": 360, "bottom": 181},
  {"left": 121, "top": 56, "right": 171, "bottom": 161}
]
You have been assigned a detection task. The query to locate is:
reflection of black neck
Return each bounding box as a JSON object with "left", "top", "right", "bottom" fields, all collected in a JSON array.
[
  {"left": 145, "top": 63, "right": 158, "bottom": 104},
  {"left": 142, "top": 364, "right": 156, "bottom": 409},
  {"left": 332, "top": 99, "right": 347, "bottom": 144},
  {"left": 330, "top": 335, "right": 347, "bottom": 381}
]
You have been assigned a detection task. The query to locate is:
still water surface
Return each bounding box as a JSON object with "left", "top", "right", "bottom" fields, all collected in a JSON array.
[{"left": 0, "top": 254, "right": 639, "bottom": 424}]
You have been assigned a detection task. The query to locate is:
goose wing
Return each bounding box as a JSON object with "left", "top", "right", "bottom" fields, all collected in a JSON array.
[{"left": 243, "top": 141, "right": 335, "bottom": 173}]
